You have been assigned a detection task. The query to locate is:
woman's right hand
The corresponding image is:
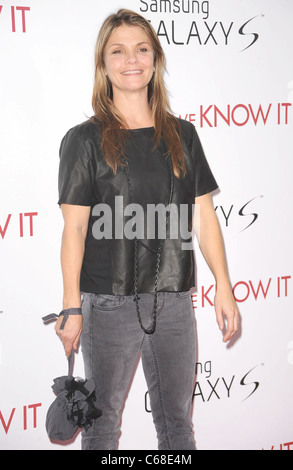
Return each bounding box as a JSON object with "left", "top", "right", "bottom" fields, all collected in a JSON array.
[
  {"left": 54, "top": 314, "right": 83, "bottom": 358},
  {"left": 58, "top": 204, "right": 90, "bottom": 357}
]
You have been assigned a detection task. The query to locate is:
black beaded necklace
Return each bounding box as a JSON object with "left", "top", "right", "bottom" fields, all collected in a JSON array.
[{"left": 123, "top": 151, "right": 174, "bottom": 334}]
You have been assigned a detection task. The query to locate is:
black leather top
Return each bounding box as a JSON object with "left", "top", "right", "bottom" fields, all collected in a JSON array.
[{"left": 58, "top": 118, "right": 218, "bottom": 295}]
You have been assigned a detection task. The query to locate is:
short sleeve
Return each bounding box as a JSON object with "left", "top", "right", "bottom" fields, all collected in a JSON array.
[
  {"left": 191, "top": 126, "right": 218, "bottom": 197},
  {"left": 58, "top": 126, "right": 94, "bottom": 206}
]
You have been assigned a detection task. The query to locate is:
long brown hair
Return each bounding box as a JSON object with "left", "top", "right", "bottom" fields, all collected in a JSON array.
[{"left": 91, "top": 9, "right": 185, "bottom": 178}]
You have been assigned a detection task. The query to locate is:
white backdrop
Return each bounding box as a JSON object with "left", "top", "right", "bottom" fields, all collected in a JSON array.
[{"left": 0, "top": 0, "right": 292, "bottom": 451}]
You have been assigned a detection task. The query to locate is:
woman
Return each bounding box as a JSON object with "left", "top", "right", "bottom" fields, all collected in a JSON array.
[{"left": 55, "top": 9, "right": 239, "bottom": 450}]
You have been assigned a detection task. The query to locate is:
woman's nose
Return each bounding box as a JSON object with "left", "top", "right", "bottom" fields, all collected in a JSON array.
[{"left": 125, "top": 50, "right": 138, "bottom": 63}]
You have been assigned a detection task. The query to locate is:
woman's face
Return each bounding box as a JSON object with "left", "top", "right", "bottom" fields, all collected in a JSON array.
[{"left": 103, "top": 24, "right": 155, "bottom": 99}]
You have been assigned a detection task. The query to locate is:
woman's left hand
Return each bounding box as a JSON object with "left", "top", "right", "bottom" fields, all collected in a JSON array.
[{"left": 214, "top": 284, "right": 239, "bottom": 343}]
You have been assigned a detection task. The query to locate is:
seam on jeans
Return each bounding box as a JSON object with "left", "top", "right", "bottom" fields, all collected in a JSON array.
[
  {"left": 89, "top": 297, "right": 94, "bottom": 379},
  {"left": 148, "top": 336, "right": 171, "bottom": 450},
  {"left": 88, "top": 296, "right": 94, "bottom": 439}
]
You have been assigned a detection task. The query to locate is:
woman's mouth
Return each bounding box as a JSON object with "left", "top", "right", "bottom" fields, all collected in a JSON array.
[{"left": 121, "top": 70, "right": 143, "bottom": 75}]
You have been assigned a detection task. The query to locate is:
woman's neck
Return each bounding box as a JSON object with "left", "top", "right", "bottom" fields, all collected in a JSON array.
[{"left": 113, "top": 90, "right": 153, "bottom": 129}]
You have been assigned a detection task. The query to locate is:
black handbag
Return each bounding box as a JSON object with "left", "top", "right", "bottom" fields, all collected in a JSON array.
[{"left": 42, "top": 310, "right": 102, "bottom": 441}]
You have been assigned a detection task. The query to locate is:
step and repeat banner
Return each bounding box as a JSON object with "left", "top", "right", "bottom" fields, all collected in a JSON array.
[{"left": 0, "top": 0, "right": 292, "bottom": 450}]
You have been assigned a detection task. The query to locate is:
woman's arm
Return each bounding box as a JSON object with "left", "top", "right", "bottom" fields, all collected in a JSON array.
[
  {"left": 54, "top": 203, "right": 91, "bottom": 357},
  {"left": 194, "top": 193, "right": 239, "bottom": 342}
]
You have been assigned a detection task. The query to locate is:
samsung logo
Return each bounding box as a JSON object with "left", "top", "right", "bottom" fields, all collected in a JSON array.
[{"left": 139, "top": 0, "right": 210, "bottom": 19}]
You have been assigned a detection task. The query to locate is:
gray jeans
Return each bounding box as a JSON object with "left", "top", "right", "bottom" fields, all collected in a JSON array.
[{"left": 80, "top": 291, "right": 196, "bottom": 450}]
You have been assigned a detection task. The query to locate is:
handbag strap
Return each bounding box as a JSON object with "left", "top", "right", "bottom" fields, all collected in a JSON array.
[{"left": 42, "top": 308, "right": 82, "bottom": 376}]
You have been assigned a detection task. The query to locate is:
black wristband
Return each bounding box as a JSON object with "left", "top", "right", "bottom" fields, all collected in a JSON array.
[
  {"left": 42, "top": 308, "right": 82, "bottom": 327},
  {"left": 59, "top": 308, "right": 82, "bottom": 330},
  {"left": 59, "top": 308, "right": 82, "bottom": 317}
]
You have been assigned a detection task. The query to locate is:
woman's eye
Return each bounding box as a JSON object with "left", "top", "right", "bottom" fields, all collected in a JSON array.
[
  {"left": 138, "top": 48, "right": 148, "bottom": 53},
  {"left": 113, "top": 49, "right": 123, "bottom": 54}
]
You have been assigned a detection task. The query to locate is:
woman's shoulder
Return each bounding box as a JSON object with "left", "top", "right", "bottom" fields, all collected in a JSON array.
[
  {"left": 174, "top": 116, "right": 195, "bottom": 134},
  {"left": 59, "top": 118, "right": 103, "bottom": 164},
  {"left": 173, "top": 116, "right": 197, "bottom": 149},
  {"left": 62, "top": 117, "right": 101, "bottom": 141}
]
